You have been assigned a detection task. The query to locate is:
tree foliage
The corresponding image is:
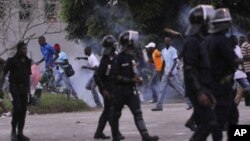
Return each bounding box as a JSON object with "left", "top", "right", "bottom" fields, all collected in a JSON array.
[
  {"left": 60, "top": 0, "right": 186, "bottom": 43},
  {"left": 60, "top": 0, "right": 95, "bottom": 40},
  {"left": 60, "top": 0, "right": 250, "bottom": 43}
]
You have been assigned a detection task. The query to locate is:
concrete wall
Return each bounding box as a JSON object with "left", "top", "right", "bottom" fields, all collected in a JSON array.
[{"left": 0, "top": 0, "right": 103, "bottom": 107}]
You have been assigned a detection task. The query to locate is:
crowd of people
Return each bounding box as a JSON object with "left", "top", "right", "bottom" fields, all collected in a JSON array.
[{"left": 0, "top": 4, "right": 250, "bottom": 141}]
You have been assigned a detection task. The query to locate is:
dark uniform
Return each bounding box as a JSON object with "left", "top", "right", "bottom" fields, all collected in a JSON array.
[
  {"left": 203, "top": 32, "right": 238, "bottom": 141},
  {"left": 183, "top": 35, "right": 217, "bottom": 141},
  {"left": 183, "top": 6, "right": 217, "bottom": 140},
  {"left": 0, "top": 58, "right": 6, "bottom": 101},
  {"left": 111, "top": 51, "right": 158, "bottom": 141},
  {"left": 94, "top": 55, "right": 123, "bottom": 139},
  {"left": 1, "top": 42, "right": 31, "bottom": 141}
]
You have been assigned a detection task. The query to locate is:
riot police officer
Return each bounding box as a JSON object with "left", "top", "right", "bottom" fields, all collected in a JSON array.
[
  {"left": 111, "top": 30, "right": 159, "bottom": 141},
  {"left": 94, "top": 35, "right": 124, "bottom": 140},
  {"left": 203, "top": 8, "right": 241, "bottom": 141},
  {"left": 183, "top": 5, "right": 217, "bottom": 141}
]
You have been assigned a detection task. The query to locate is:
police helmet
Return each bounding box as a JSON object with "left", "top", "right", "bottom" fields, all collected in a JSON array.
[
  {"left": 101, "top": 35, "right": 117, "bottom": 55},
  {"left": 209, "top": 8, "right": 232, "bottom": 33},
  {"left": 119, "top": 30, "right": 139, "bottom": 52},
  {"left": 185, "top": 5, "right": 214, "bottom": 36},
  {"left": 102, "top": 35, "right": 117, "bottom": 48}
]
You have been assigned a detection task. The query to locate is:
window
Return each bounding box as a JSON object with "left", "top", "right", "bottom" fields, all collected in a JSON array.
[
  {"left": 44, "top": 0, "right": 58, "bottom": 22},
  {"left": 19, "top": 0, "right": 34, "bottom": 21}
]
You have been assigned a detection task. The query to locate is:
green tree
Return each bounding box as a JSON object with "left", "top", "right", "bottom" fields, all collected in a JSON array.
[
  {"left": 60, "top": 0, "right": 96, "bottom": 40},
  {"left": 60, "top": 0, "right": 186, "bottom": 43}
]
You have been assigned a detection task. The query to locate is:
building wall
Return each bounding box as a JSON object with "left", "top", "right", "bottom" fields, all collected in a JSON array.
[{"left": 0, "top": 0, "right": 102, "bottom": 106}]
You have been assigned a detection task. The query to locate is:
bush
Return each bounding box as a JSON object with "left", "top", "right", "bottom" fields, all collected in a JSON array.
[{"left": 0, "top": 94, "right": 90, "bottom": 114}]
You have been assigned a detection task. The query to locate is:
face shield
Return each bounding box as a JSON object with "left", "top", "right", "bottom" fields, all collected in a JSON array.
[
  {"left": 128, "top": 30, "right": 139, "bottom": 43},
  {"left": 102, "top": 42, "right": 117, "bottom": 55},
  {"left": 185, "top": 5, "right": 214, "bottom": 36},
  {"left": 101, "top": 35, "right": 117, "bottom": 55},
  {"left": 118, "top": 30, "right": 139, "bottom": 52},
  {"left": 201, "top": 5, "right": 215, "bottom": 22},
  {"left": 209, "top": 8, "right": 232, "bottom": 34}
]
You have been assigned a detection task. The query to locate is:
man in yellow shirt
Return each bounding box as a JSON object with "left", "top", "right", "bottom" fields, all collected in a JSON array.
[{"left": 145, "top": 42, "right": 163, "bottom": 103}]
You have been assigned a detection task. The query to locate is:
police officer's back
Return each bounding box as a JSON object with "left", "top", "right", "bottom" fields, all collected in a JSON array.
[
  {"left": 203, "top": 9, "right": 238, "bottom": 95},
  {"left": 183, "top": 5, "right": 217, "bottom": 141},
  {"left": 202, "top": 8, "right": 241, "bottom": 141}
]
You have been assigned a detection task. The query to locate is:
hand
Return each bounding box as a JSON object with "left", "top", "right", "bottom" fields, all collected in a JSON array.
[
  {"left": 75, "top": 57, "right": 81, "bottom": 60},
  {"left": 35, "top": 62, "right": 40, "bottom": 65},
  {"left": 168, "top": 71, "right": 173, "bottom": 77},
  {"left": 132, "top": 76, "right": 143, "bottom": 85},
  {"left": 234, "top": 92, "right": 243, "bottom": 105},
  {"left": 81, "top": 66, "right": 88, "bottom": 69},
  {"left": 197, "top": 92, "right": 210, "bottom": 106},
  {"left": 102, "top": 89, "right": 111, "bottom": 99}
]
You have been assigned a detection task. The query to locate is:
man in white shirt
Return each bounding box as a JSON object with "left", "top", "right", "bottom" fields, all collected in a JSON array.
[
  {"left": 54, "top": 44, "right": 78, "bottom": 99},
  {"left": 76, "top": 47, "right": 102, "bottom": 108},
  {"left": 152, "top": 37, "right": 191, "bottom": 111}
]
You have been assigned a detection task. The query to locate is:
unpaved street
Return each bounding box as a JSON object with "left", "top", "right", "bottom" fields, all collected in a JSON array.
[{"left": 0, "top": 103, "right": 249, "bottom": 141}]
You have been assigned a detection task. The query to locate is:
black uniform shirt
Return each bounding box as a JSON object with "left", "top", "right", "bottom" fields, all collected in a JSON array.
[
  {"left": 94, "top": 55, "right": 114, "bottom": 92},
  {"left": 202, "top": 33, "right": 237, "bottom": 81},
  {"left": 183, "top": 35, "right": 211, "bottom": 97},
  {"left": 111, "top": 52, "right": 136, "bottom": 88},
  {"left": 202, "top": 32, "right": 238, "bottom": 95},
  {"left": 3, "top": 55, "right": 31, "bottom": 85}
]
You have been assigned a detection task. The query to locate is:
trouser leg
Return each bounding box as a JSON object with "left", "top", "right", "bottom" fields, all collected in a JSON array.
[
  {"left": 127, "top": 94, "right": 149, "bottom": 138},
  {"left": 156, "top": 74, "right": 169, "bottom": 109},
  {"left": 61, "top": 73, "right": 78, "bottom": 97},
  {"left": 40, "top": 69, "right": 53, "bottom": 85},
  {"left": 169, "top": 75, "right": 192, "bottom": 106},
  {"left": 95, "top": 97, "right": 111, "bottom": 134},
  {"left": 10, "top": 93, "right": 20, "bottom": 131},
  {"left": 189, "top": 96, "right": 216, "bottom": 141},
  {"left": 111, "top": 94, "right": 125, "bottom": 140},
  {"left": 148, "top": 71, "right": 159, "bottom": 101},
  {"left": 212, "top": 95, "right": 231, "bottom": 141},
  {"left": 87, "top": 77, "right": 102, "bottom": 106},
  {"left": 227, "top": 91, "right": 239, "bottom": 140},
  {"left": 10, "top": 84, "right": 28, "bottom": 134},
  {"left": 17, "top": 93, "right": 28, "bottom": 134},
  {"left": 185, "top": 112, "right": 196, "bottom": 131}
]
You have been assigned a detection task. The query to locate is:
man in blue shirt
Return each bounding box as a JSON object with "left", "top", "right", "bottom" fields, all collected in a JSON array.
[{"left": 36, "top": 36, "right": 58, "bottom": 86}]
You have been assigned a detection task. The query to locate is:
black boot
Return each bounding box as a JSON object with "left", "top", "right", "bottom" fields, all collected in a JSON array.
[
  {"left": 185, "top": 119, "right": 196, "bottom": 131},
  {"left": 17, "top": 134, "right": 30, "bottom": 141},
  {"left": 142, "top": 135, "right": 159, "bottom": 141},
  {"left": 11, "top": 129, "right": 17, "bottom": 141},
  {"left": 113, "top": 137, "right": 121, "bottom": 141},
  {"left": 118, "top": 132, "right": 125, "bottom": 140},
  {"left": 94, "top": 132, "right": 110, "bottom": 139}
]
